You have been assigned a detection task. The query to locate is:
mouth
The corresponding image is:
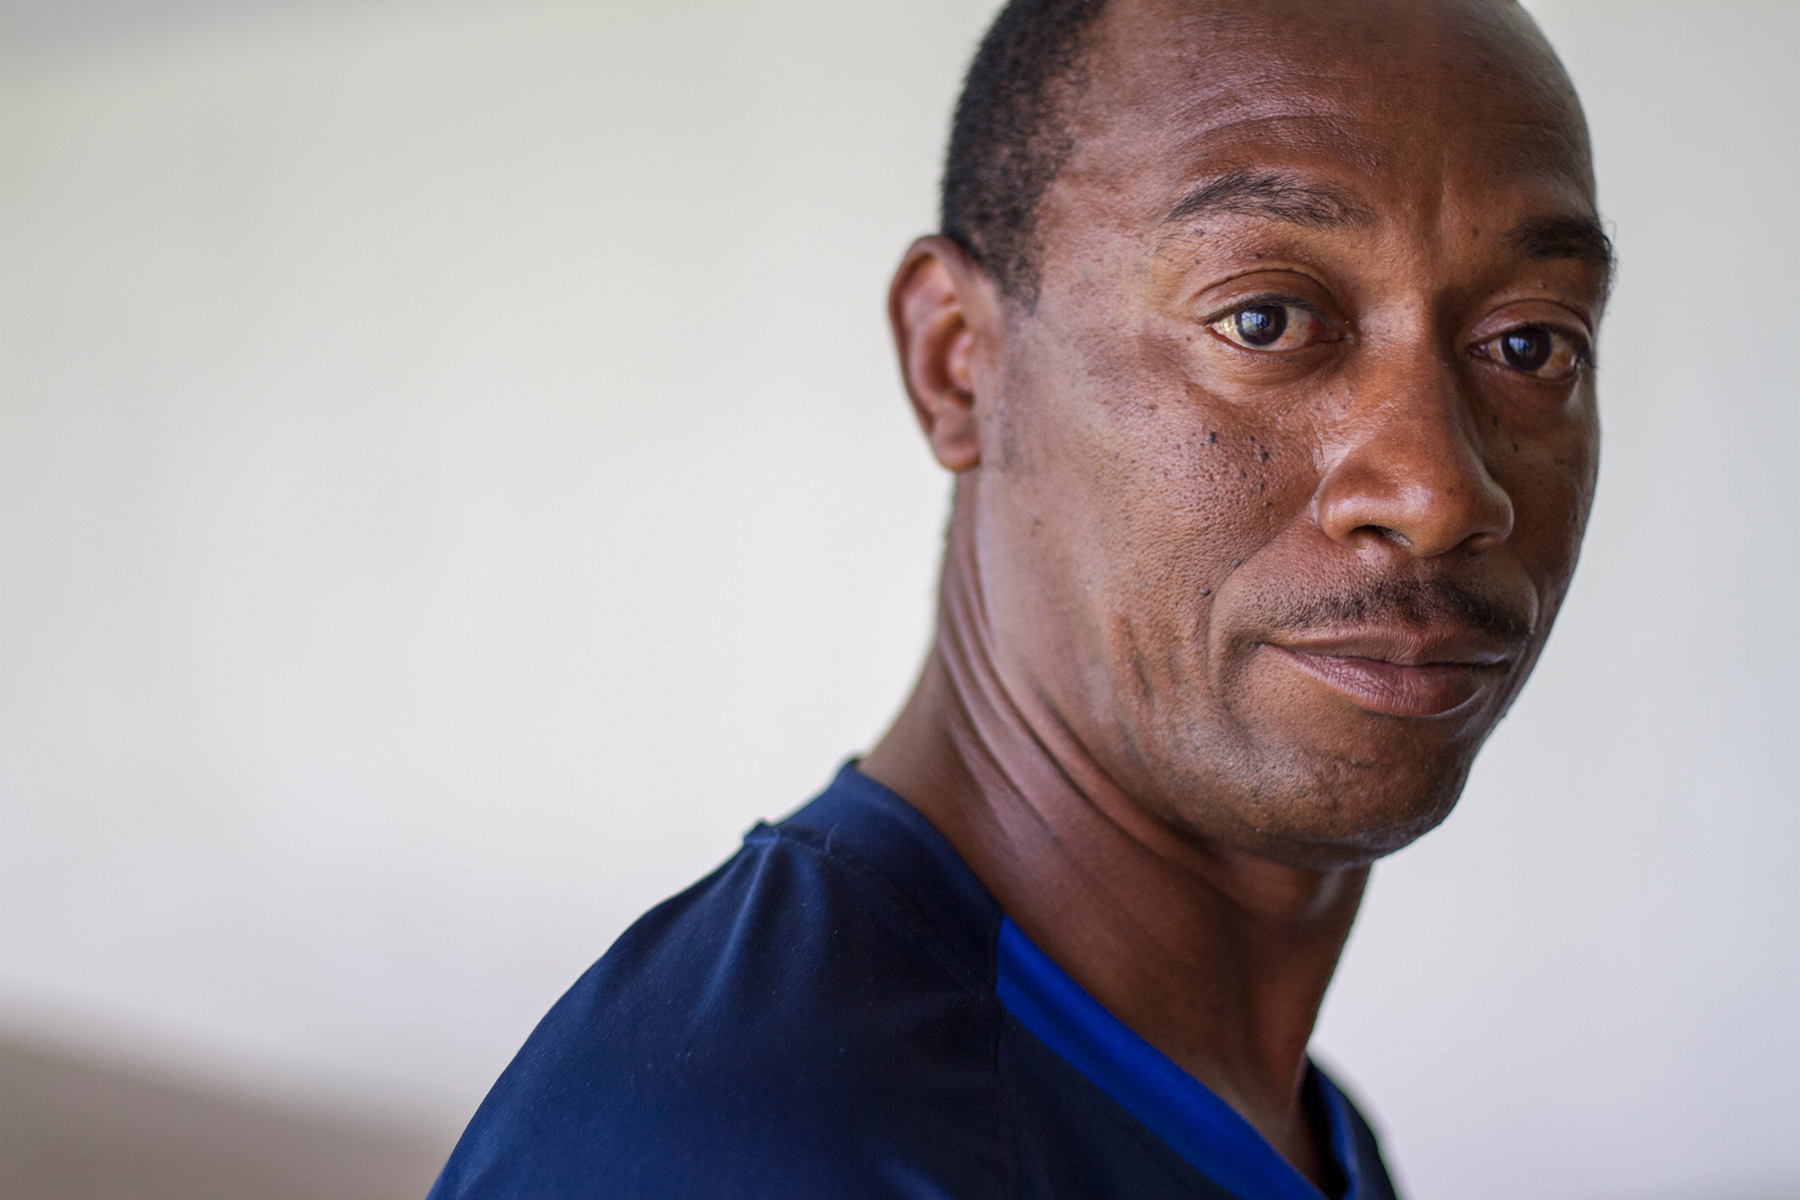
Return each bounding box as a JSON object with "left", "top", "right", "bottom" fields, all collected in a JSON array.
[{"left": 1262, "top": 630, "right": 1518, "bottom": 718}]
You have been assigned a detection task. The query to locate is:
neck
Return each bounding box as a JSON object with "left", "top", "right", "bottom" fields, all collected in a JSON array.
[{"left": 860, "top": 484, "right": 1366, "bottom": 1186}]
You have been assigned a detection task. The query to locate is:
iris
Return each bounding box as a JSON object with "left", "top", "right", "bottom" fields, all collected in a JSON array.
[
  {"left": 1500, "top": 328, "right": 1552, "bottom": 371},
  {"left": 1234, "top": 306, "right": 1287, "bottom": 347}
]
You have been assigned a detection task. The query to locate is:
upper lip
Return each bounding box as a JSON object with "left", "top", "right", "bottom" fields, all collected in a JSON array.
[{"left": 1263, "top": 626, "right": 1521, "bottom": 668}]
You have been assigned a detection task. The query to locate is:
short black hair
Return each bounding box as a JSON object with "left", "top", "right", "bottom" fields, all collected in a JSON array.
[{"left": 940, "top": 0, "right": 1113, "bottom": 310}]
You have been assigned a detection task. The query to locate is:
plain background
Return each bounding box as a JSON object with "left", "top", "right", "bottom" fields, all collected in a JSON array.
[{"left": 2, "top": 2, "right": 1795, "bottom": 1197}]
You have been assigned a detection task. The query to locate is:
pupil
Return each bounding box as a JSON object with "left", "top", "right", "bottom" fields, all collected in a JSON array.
[
  {"left": 1501, "top": 328, "right": 1551, "bottom": 371},
  {"left": 1235, "top": 306, "right": 1287, "bottom": 347}
]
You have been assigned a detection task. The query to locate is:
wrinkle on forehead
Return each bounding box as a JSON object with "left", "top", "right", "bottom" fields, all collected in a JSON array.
[{"left": 1064, "top": 0, "right": 1596, "bottom": 210}]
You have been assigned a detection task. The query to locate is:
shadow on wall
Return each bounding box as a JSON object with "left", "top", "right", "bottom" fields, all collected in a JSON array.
[{"left": 0, "top": 1036, "right": 451, "bottom": 1200}]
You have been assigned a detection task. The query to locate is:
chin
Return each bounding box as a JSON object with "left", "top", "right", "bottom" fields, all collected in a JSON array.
[
  {"left": 1161, "top": 736, "right": 1480, "bottom": 870},
  {"left": 1234, "top": 798, "right": 1462, "bottom": 870},
  {"left": 1272, "top": 757, "right": 1474, "bottom": 867}
]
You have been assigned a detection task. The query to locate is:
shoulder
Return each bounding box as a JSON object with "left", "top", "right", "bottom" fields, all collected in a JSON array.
[
  {"left": 430, "top": 780, "right": 1009, "bottom": 1199},
  {"left": 1319, "top": 1071, "right": 1403, "bottom": 1200}
]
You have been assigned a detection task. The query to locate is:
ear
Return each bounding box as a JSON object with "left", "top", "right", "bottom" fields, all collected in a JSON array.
[{"left": 888, "top": 235, "right": 1001, "bottom": 473}]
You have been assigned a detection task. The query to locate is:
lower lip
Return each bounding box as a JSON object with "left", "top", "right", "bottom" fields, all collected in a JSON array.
[{"left": 1268, "top": 647, "right": 1499, "bottom": 718}]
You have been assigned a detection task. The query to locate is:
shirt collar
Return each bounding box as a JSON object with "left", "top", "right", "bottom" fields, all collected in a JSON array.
[{"left": 996, "top": 915, "right": 1363, "bottom": 1200}]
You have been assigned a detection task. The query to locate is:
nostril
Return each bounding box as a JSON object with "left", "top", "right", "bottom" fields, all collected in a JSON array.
[
  {"left": 1354, "top": 524, "right": 1405, "bottom": 547},
  {"left": 1461, "top": 529, "right": 1506, "bottom": 556},
  {"left": 1319, "top": 448, "right": 1515, "bottom": 558}
]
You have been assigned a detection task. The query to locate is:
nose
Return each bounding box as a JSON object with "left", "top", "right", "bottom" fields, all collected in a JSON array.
[{"left": 1315, "top": 354, "right": 1513, "bottom": 558}]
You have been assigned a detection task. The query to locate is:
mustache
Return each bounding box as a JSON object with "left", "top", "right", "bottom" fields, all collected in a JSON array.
[{"left": 1262, "top": 577, "right": 1536, "bottom": 644}]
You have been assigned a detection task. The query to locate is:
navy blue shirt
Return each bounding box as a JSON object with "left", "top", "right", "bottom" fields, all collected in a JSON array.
[{"left": 429, "top": 764, "right": 1401, "bottom": 1199}]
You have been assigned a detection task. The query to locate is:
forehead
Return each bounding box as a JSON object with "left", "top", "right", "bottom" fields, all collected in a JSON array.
[{"left": 1056, "top": 0, "right": 1596, "bottom": 238}]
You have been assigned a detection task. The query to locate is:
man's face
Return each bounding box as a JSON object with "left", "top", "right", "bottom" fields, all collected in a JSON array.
[{"left": 968, "top": 0, "right": 1608, "bottom": 866}]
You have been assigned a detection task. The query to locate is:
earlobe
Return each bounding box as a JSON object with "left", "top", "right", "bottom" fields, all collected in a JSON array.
[{"left": 888, "top": 235, "right": 992, "bottom": 473}]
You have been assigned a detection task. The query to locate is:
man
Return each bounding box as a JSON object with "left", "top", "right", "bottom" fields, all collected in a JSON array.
[{"left": 429, "top": 0, "right": 1611, "bottom": 1195}]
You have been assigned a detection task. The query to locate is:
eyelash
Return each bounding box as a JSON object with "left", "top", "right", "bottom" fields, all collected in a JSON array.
[
  {"left": 1205, "top": 296, "right": 1339, "bottom": 352},
  {"left": 1470, "top": 324, "right": 1594, "bottom": 382},
  {"left": 1206, "top": 298, "right": 1593, "bottom": 383}
]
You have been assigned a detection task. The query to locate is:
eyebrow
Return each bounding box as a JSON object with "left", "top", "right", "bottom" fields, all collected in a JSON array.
[
  {"left": 1162, "top": 168, "right": 1373, "bottom": 229},
  {"left": 1165, "top": 173, "right": 1616, "bottom": 292},
  {"left": 1508, "top": 213, "right": 1616, "bottom": 285}
]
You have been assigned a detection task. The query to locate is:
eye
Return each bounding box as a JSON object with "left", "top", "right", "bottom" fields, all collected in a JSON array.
[
  {"left": 1475, "top": 324, "right": 1590, "bottom": 381},
  {"left": 1208, "top": 302, "right": 1336, "bottom": 352}
]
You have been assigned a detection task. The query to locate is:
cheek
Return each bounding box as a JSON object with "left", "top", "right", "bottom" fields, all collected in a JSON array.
[
  {"left": 1068, "top": 409, "right": 1276, "bottom": 595},
  {"left": 979, "top": 315, "right": 1327, "bottom": 733},
  {"left": 1032, "top": 324, "right": 1311, "bottom": 550},
  {"left": 1043, "top": 401, "right": 1317, "bottom": 713},
  {"left": 1497, "top": 395, "right": 1599, "bottom": 602}
]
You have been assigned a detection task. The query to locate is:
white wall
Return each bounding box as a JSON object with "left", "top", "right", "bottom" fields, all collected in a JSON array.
[{"left": 0, "top": 3, "right": 1793, "bottom": 1198}]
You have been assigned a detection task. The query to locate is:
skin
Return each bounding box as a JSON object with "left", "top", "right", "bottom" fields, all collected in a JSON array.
[{"left": 859, "top": 0, "right": 1609, "bottom": 1186}]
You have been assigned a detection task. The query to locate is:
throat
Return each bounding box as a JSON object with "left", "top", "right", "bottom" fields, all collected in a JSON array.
[{"left": 860, "top": 649, "right": 1367, "bottom": 1190}]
